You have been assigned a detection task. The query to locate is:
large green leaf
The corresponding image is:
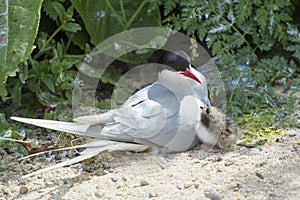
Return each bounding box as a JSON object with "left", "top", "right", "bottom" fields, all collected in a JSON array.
[
  {"left": 0, "top": 0, "right": 43, "bottom": 99},
  {"left": 0, "top": 0, "right": 8, "bottom": 97},
  {"left": 70, "top": 0, "right": 161, "bottom": 46}
]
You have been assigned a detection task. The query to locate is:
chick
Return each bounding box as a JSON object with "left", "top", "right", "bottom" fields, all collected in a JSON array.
[{"left": 201, "top": 106, "right": 243, "bottom": 151}]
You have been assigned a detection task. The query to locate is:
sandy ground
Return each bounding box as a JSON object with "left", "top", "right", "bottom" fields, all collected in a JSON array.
[{"left": 0, "top": 128, "right": 299, "bottom": 200}]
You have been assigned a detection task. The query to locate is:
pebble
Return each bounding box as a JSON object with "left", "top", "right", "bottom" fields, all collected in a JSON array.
[
  {"left": 176, "top": 184, "right": 183, "bottom": 190},
  {"left": 204, "top": 191, "right": 221, "bottom": 200},
  {"left": 229, "top": 183, "right": 241, "bottom": 192},
  {"left": 149, "top": 190, "right": 159, "bottom": 198},
  {"left": 209, "top": 156, "right": 223, "bottom": 162},
  {"left": 22, "top": 164, "right": 33, "bottom": 172},
  {"left": 255, "top": 172, "right": 265, "bottom": 179},
  {"left": 194, "top": 183, "right": 200, "bottom": 189},
  {"left": 19, "top": 186, "right": 29, "bottom": 194},
  {"left": 122, "top": 176, "right": 127, "bottom": 181},
  {"left": 95, "top": 191, "right": 104, "bottom": 198},
  {"left": 13, "top": 166, "right": 22, "bottom": 172},
  {"left": 256, "top": 161, "right": 267, "bottom": 167},
  {"left": 109, "top": 168, "right": 116, "bottom": 173},
  {"left": 57, "top": 179, "right": 64, "bottom": 186},
  {"left": 140, "top": 179, "right": 150, "bottom": 186},
  {"left": 111, "top": 177, "right": 118, "bottom": 182},
  {"left": 224, "top": 160, "right": 234, "bottom": 166},
  {"left": 184, "top": 183, "right": 193, "bottom": 189}
]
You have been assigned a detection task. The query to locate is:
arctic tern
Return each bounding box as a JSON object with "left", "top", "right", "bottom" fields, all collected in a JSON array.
[{"left": 11, "top": 55, "right": 240, "bottom": 177}]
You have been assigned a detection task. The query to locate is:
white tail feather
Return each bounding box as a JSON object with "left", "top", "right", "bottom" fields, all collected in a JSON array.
[
  {"left": 11, "top": 117, "right": 103, "bottom": 138},
  {"left": 11, "top": 117, "right": 88, "bottom": 133},
  {"left": 73, "top": 111, "right": 115, "bottom": 125},
  {"left": 22, "top": 140, "right": 148, "bottom": 178}
]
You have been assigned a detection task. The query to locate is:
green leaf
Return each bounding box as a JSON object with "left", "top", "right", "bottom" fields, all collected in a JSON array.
[
  {"left": 65, "top": 17, "right": 90, "bottom": 50},
  {"left": 0, "top": 113, "right": 9, "bottom": 131},
  {"left": 0, "top": 0, "right": 8, "bottom": 98},
  {"left": 66, "top": 5, "right": 74, "bottom": 18},
  {"left": 41, "top": 74, "right": 56, "bottom": 93},
  {"left": 51, "top": 1, "right": 65, "bottom": 22},
  {"left": 43, "top": 0, "right": 59, "bottom": 21},
  {"left": 0, "top": 0, "right": 43, "bottom": 99},
  {"left": 18, "top": 62, "right": 29, "bottom": 83},
  {"left": 70, "top": 0, "right": 161, "bottom": 45},
  {"left": 235, "top": 0, "right": 253, "bottom": 25},
  {"left": 63, "top": 22, "right": 81, "bottom": 33},
  {"left": 36, "top": 83, "right": 65, "bottom": 107},
  {"left": 12, "top": 79, "right": 22, "bottom": 106},
  {"left": 14, "top": 143, "right": 29, "bottom": 155},
  {"left": 57, "top": 43, "right": 63, "bottom": 60},
  {"left": 11, "top": 130, "right": 24, "bottom": 140}
]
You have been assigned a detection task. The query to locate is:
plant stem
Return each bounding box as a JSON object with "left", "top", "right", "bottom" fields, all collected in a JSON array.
[
  {"left": 105, "top": 0, "right": 117, "bottom": 13},
  {"left": 124, "top": 0, "right": 148, "bottom": 30},
  {"left": 64, "top": 33, "right": 74, "bottom": 54},
  {"left": 229, "top": 76, "right": 241, "bottom": 103},
  {"left": 18, "top": 145, "right": 85, "bottom": 161},
  {"left": 120, "top": 0, "right": 127, "bottom": 24},
  {"left": 34, "top": 25, "right": 63, "bottom": 59},
  {"left": 63, "top": 54, "right": 85, "bottom": 59},
  {"left": 0, "top": 137, "right": 31, "bottom": 143}
]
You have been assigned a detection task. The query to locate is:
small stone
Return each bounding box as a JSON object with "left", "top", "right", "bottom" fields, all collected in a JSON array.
[
  {"left": 116, "top": 185, "right": 122, "bottom": 189},
  {"left": 204, "top": 191, "right": 221, "bottom": 200},
  {"left": 192, "top": 159, "right": 200, "bottom": 164},
  {"left": 249, "top": 148, "right": 261, "bottom": 152},
  {"left": 140, "top": 179, "right": 150, "bottom": 186},
  {"left": 229, "top": 183, "right": 241, "bottom": 192},
  {"left": 184, "top": 183, "right": 193, "bottom": 189},
  {"left": 194, "top": 183, "right": 200, "bottom": 189},
  {"left": 111, "top": 177, "right": 118, "bottom": 182},
  {"left": 22, "top": 164, "right": 32, "bottom": 172},
  {"left": 19, "top": 186, "right": 29, "bottom": 194},
  {"left": 116, "top": 192, "right": 123, "bottom": 196},
  {"left": 224, "top": 160, "right": 234, "bottom": 166},
  {"left": 95, "top": 191, "right": 104, "bottom": 198},
  {"left": 122, "top": 176, "right": 127, "bottom": 181},
  {"left": 13, "top": 166, "right": 22, "bottom": 172},
  {"left": 255, "top": 172, "right": 265, "bottom": 179},
  {"left": 217, "top": 168, "right": 222, "bottom": 172},
  {"left": 210, "top": 156, "right": 223, "bottom": 162},
  {"left": 57, "top": 179, "right": 64, "bottom": 186},
  {"left": 256, "top": 161, "right": 267, "bottom": 167},
  {"left": 176, "top": 184, "right": 183, "bottom": 190},
  {"left": 109, "top": 168, "right": 116, "bottom": 173},
  {"left": 149, "top": 190, "right": 159, "bottom": 198}
]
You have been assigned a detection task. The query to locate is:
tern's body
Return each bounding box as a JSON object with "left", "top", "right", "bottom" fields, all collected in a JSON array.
[{"left": 12, "top": 63, "right": 226, "bottom": 177}]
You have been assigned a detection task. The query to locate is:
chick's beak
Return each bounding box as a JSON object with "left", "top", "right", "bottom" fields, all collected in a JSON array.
[
  {"left": 201, "top": 107, "right": 208, "bottom": 117},
  {"left": 200, "top": 107, "right": 210, "bottom": 128}
]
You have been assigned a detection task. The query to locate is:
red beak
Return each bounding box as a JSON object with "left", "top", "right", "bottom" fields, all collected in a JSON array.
[{"left": 180, "top": 67, "right": 202, "bottom": 84}]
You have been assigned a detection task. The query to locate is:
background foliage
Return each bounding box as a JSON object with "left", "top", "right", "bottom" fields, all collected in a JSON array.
[{"left": 0, "top": 0, "right": 299, "bottom": 153}]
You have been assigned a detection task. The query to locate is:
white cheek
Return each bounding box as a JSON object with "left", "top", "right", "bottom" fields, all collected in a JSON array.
[{"left": 195, "top": 123, "right": 219, "bottom": 145}]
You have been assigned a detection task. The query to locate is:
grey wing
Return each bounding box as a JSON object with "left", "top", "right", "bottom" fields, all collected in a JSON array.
[
  {"left": 73, "top": 83, "right": 181, "bottom": 148},
  {"left": 105, "top": 83, "right": 181, "bottom": 147}
]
